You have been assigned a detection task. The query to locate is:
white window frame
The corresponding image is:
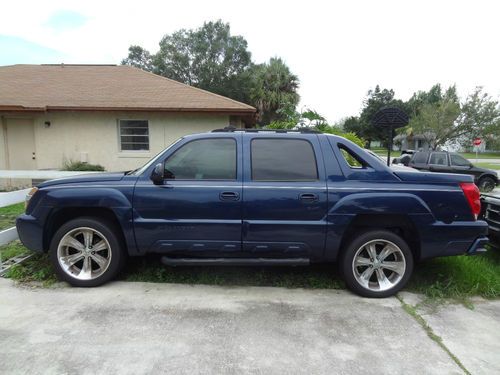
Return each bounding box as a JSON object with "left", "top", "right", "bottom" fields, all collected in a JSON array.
[{"left": 118, "top": 119, "right": 150, "bottom": 152}]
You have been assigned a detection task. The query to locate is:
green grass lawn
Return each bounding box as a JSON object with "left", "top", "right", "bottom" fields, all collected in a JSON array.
[
  {"left": 3, "top": 242, "right": 500, "bottom": 302},
  {"left": 475, "top": 162, "right": 500, "bottom": 170},
  {"left": 460, "top": 152, "right": 500, "bottom": 159},
  {"left": 0, "top": 202, "right": 24, "bottom": 231},
  {"left": 0, "top": 240, "right": 28, "bottom": 261}
]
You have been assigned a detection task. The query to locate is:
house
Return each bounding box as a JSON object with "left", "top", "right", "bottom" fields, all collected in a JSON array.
[
  {"left": 0, "top": 64, "right": 256, "bottom": 172},
  {"left": 393, "top": 133, "right": 432, "bottom": 151}
]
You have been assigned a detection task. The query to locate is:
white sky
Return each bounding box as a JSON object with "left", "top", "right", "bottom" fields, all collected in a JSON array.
[{"left": 1, "top": 0, "right": 499, "bottom": 123}]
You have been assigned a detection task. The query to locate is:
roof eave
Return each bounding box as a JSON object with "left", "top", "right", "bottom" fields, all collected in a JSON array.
[{"left": 0, "top": 105, "right": 256, "bottom": 115}]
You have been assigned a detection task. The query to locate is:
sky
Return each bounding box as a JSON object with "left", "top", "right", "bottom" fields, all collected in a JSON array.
[{"left": 1, "top": 0, "right": 499, "bottom": 123}]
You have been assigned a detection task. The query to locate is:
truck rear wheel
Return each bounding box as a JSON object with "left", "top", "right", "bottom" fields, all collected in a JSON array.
[
  {"left": 340, "top": 230, "right": 414, "bottom": 298},
  {"left": 49, "top": 217, "right": 126, "bottom": 287}
]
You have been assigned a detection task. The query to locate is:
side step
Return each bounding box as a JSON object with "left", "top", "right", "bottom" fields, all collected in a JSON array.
[{"left": 161, "top": 256, "right": 310, "bottom": 267}]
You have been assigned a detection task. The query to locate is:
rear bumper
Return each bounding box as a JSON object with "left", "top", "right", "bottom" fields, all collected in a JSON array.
[
  {"left": 416, "top": 218, "right": 489, "bottom": 259},
  {"left": 16, "top": 214, "right": 45, "bottom": 253},
  {"left": 466, "top": 236, "right": 489, "bottom": 255}
]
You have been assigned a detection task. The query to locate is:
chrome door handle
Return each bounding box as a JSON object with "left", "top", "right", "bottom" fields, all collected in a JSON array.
[
  {"left": 219, "top": 191, "right": 240, "bottom": 201},
  {"left": 299, "top": 193, "right": 318, "bottom": 202}
]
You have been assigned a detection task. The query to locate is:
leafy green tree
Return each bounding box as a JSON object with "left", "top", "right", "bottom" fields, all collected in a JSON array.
[
  {"left": 407, "top": 98, "right": 461, "bottom": 149},
  {"left": 343, "top": 86, "right": 408, "bottom": 145},
  {"left": 265, "top": 108, "right": 364, "bottom": 147},
  {"left": 121, "top": 45, "right": 153, "bottom": 71},
  {"left": 249, "top": 57, "right": 300, "bottom": 125},
  {"left": 122, "top": 20, "right": 253, "bottom": 103},
  {"left": 122, "top": 21, "right": 300, "bottom": 121},
  {"left": 153, "top": 20, "right": 252, "bottom": 102},
  {"left": 457, "top": 87, "right": 500, "bottom": 149}
]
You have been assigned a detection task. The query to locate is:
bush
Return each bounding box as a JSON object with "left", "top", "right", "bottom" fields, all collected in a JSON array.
[{"left": 62, "top": 159, "right": 105, "bottom": 171}]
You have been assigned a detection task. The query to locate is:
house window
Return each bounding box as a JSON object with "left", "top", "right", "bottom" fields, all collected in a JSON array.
[{"left": 119, "top": 120, "right": 149, "bottom": 151}]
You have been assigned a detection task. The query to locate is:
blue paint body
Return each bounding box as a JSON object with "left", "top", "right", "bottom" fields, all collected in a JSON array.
[{"left": 16, "top": 132, "right": 489, "bottom": 262}]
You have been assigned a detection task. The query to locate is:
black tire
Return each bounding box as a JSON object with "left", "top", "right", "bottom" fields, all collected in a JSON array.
[
  {"left": 340, "top": 230, "right": 414, "bottom": 298},
  {"left": 478, "top": 176, "right": 496, "bottom": 192},
  {"left": 49, "top": 217, "right": 126, "bottom": 287}
]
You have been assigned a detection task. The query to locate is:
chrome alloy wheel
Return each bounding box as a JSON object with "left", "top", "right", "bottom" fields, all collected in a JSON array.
[
  {"left": 57, "top": 227, "right": 112, "bottom": 280},
  {"left": 352, "top": 239, "right": 406, "bottom": 292}
]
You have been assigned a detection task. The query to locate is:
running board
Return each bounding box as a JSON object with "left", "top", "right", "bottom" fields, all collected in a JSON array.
[{"left": 161, "top": 257, "right": 310, "bottom": 267}]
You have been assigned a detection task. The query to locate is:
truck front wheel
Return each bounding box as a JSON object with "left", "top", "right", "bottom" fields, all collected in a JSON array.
[
  {"left": 49, "top": 217, "right": 126, "bottom": 287},
  {"left": 340, "top": 230, "right": 414, "bottom": 298}
]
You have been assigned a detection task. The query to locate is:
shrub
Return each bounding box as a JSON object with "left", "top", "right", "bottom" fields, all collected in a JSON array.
[{"left": 62, "top": 159, "right": 105, "bottom": 171}]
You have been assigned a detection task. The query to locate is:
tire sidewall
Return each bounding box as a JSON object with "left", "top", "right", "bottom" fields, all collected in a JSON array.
[
  {"left": 478, "top": 177, "right": 495, "bottom": 192},
  {"left": 341, "top": 230, "right": 414, "bottom": 298},
  {"left": 49, "top": 217, "right": 125, "bottom": 287}
]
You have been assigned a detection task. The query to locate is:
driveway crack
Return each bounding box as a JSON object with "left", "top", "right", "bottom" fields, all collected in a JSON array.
[{"left": 397, "top": 295, "right": 471, "bottom": 375}]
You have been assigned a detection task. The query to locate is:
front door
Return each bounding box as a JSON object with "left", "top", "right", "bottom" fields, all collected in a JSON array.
[
  {"left": 242, "top": 135, "right": 328, "bottom": 259},
  {"left": 5, "top": 118, "right": 36, "bottom": 169},
  {"left": 133, "top": 135, "right": 243, "bottom": 257}
]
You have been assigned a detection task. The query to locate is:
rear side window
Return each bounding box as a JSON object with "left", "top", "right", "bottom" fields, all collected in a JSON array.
[
  {"left": 164, "top": 138, "right": 236, "bottom": 180},
  {"left": 251, "top": 139, "right": 318, "bottom": 181},
  {"left": 429, "top": 152, "right": 448, "bottom": 166},
  {"left": 412, "top": 152, "right": 428, "bottom": 164},
  {"left": 450, "top": 154, "right": 471, "bottom": 167},
  {"left": 339, "top": 146, "right": 365, "bottom": 168}
]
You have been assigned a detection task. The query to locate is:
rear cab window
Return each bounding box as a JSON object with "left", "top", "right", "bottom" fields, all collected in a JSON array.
[{"left": 251, "top": 138, "right": 318, "bottom": 181}]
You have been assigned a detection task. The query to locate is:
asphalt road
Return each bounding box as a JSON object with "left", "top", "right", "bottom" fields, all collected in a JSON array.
[{"left": 1, "top": 280, "right": 499, "bottom": 375}]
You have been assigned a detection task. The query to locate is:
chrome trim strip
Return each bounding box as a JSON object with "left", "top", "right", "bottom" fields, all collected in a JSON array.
[{"left": 44, "top": 184, "right": 460, "bottom": 192}]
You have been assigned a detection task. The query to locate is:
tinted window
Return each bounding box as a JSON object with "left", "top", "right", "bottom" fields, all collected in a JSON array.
[
  {"left": 164, "top": 138, "right": 236, "bottom": 180},
  {"left": 429, "top": 152, "right": 448, "bottom": 166},
  {"left": 412, "top": 152, "right": 428, "bottom": 163},
  {"left": 450, "top": 154, "right": 471, "bottom": 167},
  {"left": 251, "top": 139, "right": 318, "bottom": 181}
]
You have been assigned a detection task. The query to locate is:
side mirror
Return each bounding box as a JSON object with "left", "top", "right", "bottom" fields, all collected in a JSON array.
[{"left": 150, "top": 163, "right": 164, "bottom": 185}]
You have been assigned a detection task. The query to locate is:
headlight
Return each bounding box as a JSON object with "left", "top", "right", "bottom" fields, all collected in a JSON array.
[{"left": 25, "top": 187, "right": 38, "bottom": 209}]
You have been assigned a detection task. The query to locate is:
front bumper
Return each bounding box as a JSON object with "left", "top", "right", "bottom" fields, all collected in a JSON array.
[{"left": 16, "top": 214, "right": 45, "bottom": 252}]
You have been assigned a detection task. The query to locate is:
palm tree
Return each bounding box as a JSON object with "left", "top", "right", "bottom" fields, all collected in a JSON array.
[{"left": 250, "top": 57, "right": 300, "bottom": 125}]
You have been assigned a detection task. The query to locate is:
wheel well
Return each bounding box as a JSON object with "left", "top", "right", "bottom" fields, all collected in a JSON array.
[
  {"left": 340, "top": 214, "right": 421, "bottom": 260},
  {"left": 43, "top": 207, "right": 126, "bottom": 252},
  {"left": 479, "top": 173, "right": 498, "bottom": 183}
]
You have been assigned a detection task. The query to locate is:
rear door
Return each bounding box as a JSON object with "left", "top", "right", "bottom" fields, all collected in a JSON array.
[
  {"left": 428, "top": 151, "right": 451, "bottom": 173},
  {"left": 241, "top": 134, "right": 327, "bottom": 259}
]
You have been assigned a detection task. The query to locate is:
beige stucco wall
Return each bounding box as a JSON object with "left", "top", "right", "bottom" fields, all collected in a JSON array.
[{"left": 1, "top": 111, "right": 231, "bottom": 172}]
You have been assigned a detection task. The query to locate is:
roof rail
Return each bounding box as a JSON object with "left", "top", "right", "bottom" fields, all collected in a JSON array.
[{"left": 211, "top": 126, "right": 321, "bottom": 134}]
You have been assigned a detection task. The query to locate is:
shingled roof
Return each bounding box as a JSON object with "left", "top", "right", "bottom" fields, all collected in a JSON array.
[{"left": 0, "top": 64, "right": 256, "bottom": 114}]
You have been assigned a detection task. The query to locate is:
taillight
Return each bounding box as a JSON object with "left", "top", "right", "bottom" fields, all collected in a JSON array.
[{"left": 459, "top": 182, "right": 481, "bottom": 219}]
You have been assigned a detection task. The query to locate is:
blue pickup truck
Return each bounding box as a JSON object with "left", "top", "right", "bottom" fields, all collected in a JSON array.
[{"left": 16, "top": 129, "right": 489, "bottom": 297}]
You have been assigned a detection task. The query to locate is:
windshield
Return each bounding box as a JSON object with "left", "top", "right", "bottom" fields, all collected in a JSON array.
[{"left": 128, "top": 137, "right": 183, "bottom": 176}]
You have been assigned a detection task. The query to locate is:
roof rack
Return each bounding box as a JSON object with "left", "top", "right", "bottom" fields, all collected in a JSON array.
[{"left": 211, "top": 127, "right": 320, "bottom": 134}]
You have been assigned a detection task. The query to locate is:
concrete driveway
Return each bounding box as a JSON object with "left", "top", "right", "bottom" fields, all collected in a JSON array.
[{"left": 1, "top": 279, "right": 499, "bottom": 375}]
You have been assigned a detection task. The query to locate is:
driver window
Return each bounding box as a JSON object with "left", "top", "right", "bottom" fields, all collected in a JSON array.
[
  {"left": 450, "top": 154, "right": 470, "bottom": 167},
  {"left": 164, "top": 138, "right": 236, "bottom": 180}
]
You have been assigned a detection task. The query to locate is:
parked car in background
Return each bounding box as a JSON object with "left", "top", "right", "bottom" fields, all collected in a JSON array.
[
  {"left": 408, "top": 150, "right": 498, "bottom": 192},
  {"left": 392, "top": 149, "right": 416, "bottom": 166},
  {"left": 481, "top": 193, "right": 500, "bottom": 246},
  {"left": 17, "top": 130, "right": 488, "bottom": 298},
  {"left": 364, "top": 149, "right": 416, "bottom": 172}
]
